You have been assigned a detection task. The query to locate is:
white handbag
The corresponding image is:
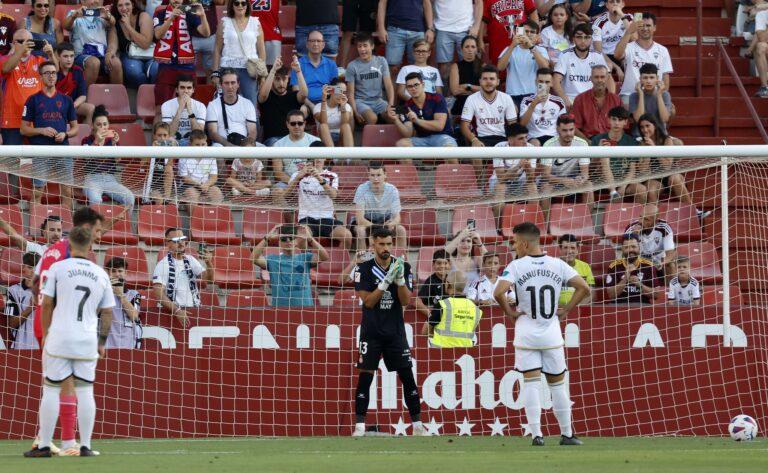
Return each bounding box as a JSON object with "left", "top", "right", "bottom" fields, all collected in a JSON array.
[{"left": 128, "top": 42, "right": 155, "bottom": 60}]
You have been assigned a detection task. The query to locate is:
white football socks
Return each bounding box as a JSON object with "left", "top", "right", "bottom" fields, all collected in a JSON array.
[
  {"left": 522, "top": 377, "right": 542, "bottom": 438},
  {"left": 76, "top": 385, "right": 96, "bottom": 449},
  {"left": 549, "top": 380, "right": 573, "bottom": 438},
  {"left": 38, "top": 384, "right": 61, "bottom": 449}
]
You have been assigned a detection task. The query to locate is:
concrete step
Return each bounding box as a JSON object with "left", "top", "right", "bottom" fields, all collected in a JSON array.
[{"left": 673, "top": 97, "right": 768, "bottom": 117}]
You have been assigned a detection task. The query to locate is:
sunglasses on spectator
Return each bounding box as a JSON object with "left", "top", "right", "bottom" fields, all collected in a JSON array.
[
  {"left": 280, "top": 236, "right": 294, "bottom": 242},
  {"left": 169, "top": 236, "right": 188, "bottom": 243},
  {"left": 288, "top": 121, "right": 305, "bottom": 126},
  {"left": 414, "top": 49, "right": 430, "bottom": 54},
  {"left": 35, "top": 3, "right": 50, "bottom": 8},
  {"left": 14, "top": 39, "right": 28, "bottom": 44},
  {"left": 233, "top": 1, "right": 248, "bottom": 6}
]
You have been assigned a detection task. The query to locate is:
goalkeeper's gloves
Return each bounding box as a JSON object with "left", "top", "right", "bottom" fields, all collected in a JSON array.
[
  {"left": 378, "top": 258, "right": 399, "bottom": 291},
  {"left": 394, "top": 258, "right": 406, "bottom": 286}
]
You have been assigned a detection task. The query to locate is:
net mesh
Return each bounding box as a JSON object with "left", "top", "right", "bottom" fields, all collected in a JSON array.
[{"left": 0, "top": 155, "right": 766, "bottom": 438}]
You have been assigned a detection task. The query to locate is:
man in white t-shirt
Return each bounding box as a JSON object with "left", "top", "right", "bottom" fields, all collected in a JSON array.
[
  {"left": 592, "top": 0, "right": 633, "bottom": 79},
  {"left": 313, "top": 79, "right": 354, "bottom": 147},
  {"left": 494, "top": 221, "right": 590, "bottom": 447},
  {"left": 161, "top": 74, "right": 206, "bottom": 146},
  {"left": 540, "top": 114, "right": 593, "bottom": 211},
  {"left": 434, "top": 0, "right": 482, "bottom": 80},
  {"left": 519, "top": 67, "right": 567, "bottom": 145},
  {"left": 460, "top": 64, "right": 518, "bottom": 148},
  {"left": 284, "top": 157, "right": 353, "bottom": 249},
  {"left": 152, "top": 228, "right": 213, "bottom": 328},
  {"left": 0, "top": 213, "right": 62, "bottom": 257},
  {"left": 553, "top": 23, "right": 612, "bottom": 108},
  {"left": 489, "top": 123, "right": 537, "bottom": 226},
  {"left": 205, "top": 69, "right": 258, "bottom": 147},
  {"left": 177, "top": 130, "right": 224, "bottom": 203},
  {"left": 25, "top": 226, "right": 114, "bottom": 458},
  {"left": 614, "top": 12, "right": 673, "bottom": 104}
]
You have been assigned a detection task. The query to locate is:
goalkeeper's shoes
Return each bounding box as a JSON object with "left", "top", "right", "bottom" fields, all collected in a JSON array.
[
  {"left": 23, "top": 446, "right": 52, "bottom": 458},
  {"left": 559, "top": 435, "right": 583, "bottom": 446},
  {"left": 531, "top": 436, "right": 545, "bottom": 447},
  {"left": 352, "top": 424, "right": 366, "bottom": 437},
  {"left": 31, "top": 437, "right": 60, "bottom": 455}
]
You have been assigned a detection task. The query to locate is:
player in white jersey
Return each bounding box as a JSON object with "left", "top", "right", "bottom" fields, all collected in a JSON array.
[
  {"left": 24, "top": 227, "right": 114, "bottom": 458},
  {"left": 518, "top": 67, "right": 567, "bottom": 145},
  {"left": 494, "top": 222, "right": 590, "bottom": 446},
  {"left": 552, "top": 23, "right": 611, "bottom": 107},
  {"left": 460, "top": 65, "right": 518, "bottom": 147},
  {"left": 667, "top": 256, "right": 701, "bottom": 306}
]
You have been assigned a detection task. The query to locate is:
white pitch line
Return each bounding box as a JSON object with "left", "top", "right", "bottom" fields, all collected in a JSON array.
[{"left": 0, "top": 450, "right": 241, "bottom": 457}]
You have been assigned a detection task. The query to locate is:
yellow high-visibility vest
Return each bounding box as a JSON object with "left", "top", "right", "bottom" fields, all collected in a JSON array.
[{"left": 431, "top": 297, "right": 482, "bottom": 348}]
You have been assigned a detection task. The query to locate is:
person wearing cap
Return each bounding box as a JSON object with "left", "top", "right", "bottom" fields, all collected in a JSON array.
[
  {"left": 252, "top": 224, "right": 329, "bottom": 307},
  {"left": 152, "top": 227, "right": 213, "bottom": 327},
  {"left": 429, "top": 271, "right": 482, "bottom": 348}
]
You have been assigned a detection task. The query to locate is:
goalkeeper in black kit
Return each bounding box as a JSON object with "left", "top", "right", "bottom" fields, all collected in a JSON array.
[{"left": 352, "top": 226, "right": 428, "bottom": 436}]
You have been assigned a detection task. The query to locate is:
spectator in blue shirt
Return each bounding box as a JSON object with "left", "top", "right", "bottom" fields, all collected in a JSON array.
[
  {"left": 291, "top": 30, "right": 338, "bottom": 114},
  {"left": 377, "top": 0, "right": 435, "bottom": 75},
  {"left": 388, "top": 71, "right": 456, "bottom": 149},
  {"left": 21, "top": 60, "right": 78, "bottom": 209},
  {"left": 252, "top": 224, "right": 329, "bottom": 307},
  {"left": 496, "top": 19, "right": 549, "bottom": 109},
  {"left": 570, "top": 0, "right": 607, "bottom": 21}
]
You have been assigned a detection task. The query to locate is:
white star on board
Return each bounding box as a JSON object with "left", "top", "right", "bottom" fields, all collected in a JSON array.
[
  {"left": 521, "top": 423, "right": 532, "bottom": 437},
  {"left": 456, "top": 417, "right": 475, "bottom": 436},
  {"left": 425, "top": 417, "right": 443, "bottom": 436},
  {"left": 391, "top": 416, "right": 411, "bottom": 436},
  {"left": 487, "top": 417, "right": 508, "bottom": 436}
]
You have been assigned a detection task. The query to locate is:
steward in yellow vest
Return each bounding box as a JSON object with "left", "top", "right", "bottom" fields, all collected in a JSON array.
[{"left": 430, "top": 271, "right": 483, "bottom": 348}]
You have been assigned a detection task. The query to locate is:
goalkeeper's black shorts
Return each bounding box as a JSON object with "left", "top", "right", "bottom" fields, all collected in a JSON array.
[{"left": 356, "top": 331, "right": 412, "bottom": 371}]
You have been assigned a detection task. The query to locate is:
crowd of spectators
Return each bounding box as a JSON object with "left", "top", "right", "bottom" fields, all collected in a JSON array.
[{"left": 0, "top": 0, "right": 723, "bottom": 349}]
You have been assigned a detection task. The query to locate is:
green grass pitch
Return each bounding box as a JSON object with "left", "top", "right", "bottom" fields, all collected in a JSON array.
[{"left": 1, "top": 437, "right": 766, "bottom": 472}]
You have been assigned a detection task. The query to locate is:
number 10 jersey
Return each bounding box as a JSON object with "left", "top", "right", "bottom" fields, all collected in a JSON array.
[
  {"left": 41, "top": 257, "right": 115, "bottom": 360},
  {"left": 499, "top": 254, "right": 578, "bottom": 349}
]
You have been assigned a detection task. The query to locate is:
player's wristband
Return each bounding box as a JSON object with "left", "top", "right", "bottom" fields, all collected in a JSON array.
[
  {"left": 395, "top": 277, "right": 406, "bottom": 286},
  {"left": 377, "top": 281, "right": 390, "bottom": 292},
  {"left": 98, "top": 335, "right": 108, "bottom": 345}
]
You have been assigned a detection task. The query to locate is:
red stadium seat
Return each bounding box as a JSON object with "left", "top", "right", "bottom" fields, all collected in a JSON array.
[
  {"left": 278, "top": 4, "right": 296, "bottom": 42},
  {"left": 111, "top": 124, "right": 147, "bottom": 146},
  {"left": 71, "top": 124, "right": 92, "bottom": 146},
  {"left": 549, "top": 204, "right": 598, "bottom": 240},
  {"left": 582, "top": 244, "right": 618, "bottom": 285},
  {"left": 434, "top": 164, "right": 482, "bottom": 201},
  {"left": 385, "top": 164, "right": 426, "bottom": 203},
  {"left": 0, "top": 205, "right": 22, "bottom": 248},
  {"left": 190, "top": 205, "right": 240, "bottom": 245},
  {"left": 331, "top": 165, "right": 368, "bottom": 203},
  {"left": 658, "top": 203, "right": 703, "bottom": 243},
  {"left": 700, "top": 285, "right": 743, "bottom": 306},
  {"left": 91, "top": 204, "right": 137, "bottom": 245},
  {"left": 333, "top": 289, "right": 361, "bottom": 308},
  {"left": 707, "top": 209, "right": 768, "bottom": 249},
  {"left": 104, "top": 246, "right": 150, "bottom": 289},
  {"left": 311, "top": 248, "right": 352, "bottom": 288},
  {"left": 541, "top": 243, "right": 560, "bottom": 258},
  {"left": 484, "top": 244, "right": 513, "bottom": 267},
  {"left": 199, "top": 289, "right": 220, "bottom": 307},
  {"left": 730, "top": 162, "right": 768, "bottom": 208},
  {"left": 193, "top": 84, "right": 216, "bottom": 106},
  {"left": 119, "top": 159, "right": 151, "bottom": 194},
  {"left": 602, "top": 203, "right": 642, "bottom": 241},
  {"left": 0, "top": 173, "right": 19, "bottom": 204},
  {"left": 684, "top": 166, "right": 720, "bottom": 210},
  {"left": 137, "top": 205, "right": 181, "bottom": 245},
  {"left": 29, "top": 205, "right": 72, "bottom": 240},
  {"left": 730, "top": 250, "right": 768, "bottom": 292},
  {"left": 677, "top": 242, "right": 722, "bottom": 283},
  {"left": 401, "top": 209, "right": 445, "bottom": 246},
  {"left": 361, "top": 125, "right": 401, "bottom": 147},
  {"left": 242, "top": 208, "right": 285, "bottom": 243},
  {"left": 416, "top": 245, "right": 442, "bottom": 282},
  {"left": 136, "top": 84, "right": 155, "bottom": 123},
  {"left": 211, "top": 246, "right": 260, "bottom": 289},
  {"left": 452, "top": 205, "right": 501, "bottom": 243},
  {"left": 0, "top": 4, "right": 32, "bottom": 23},
  {"left": 18, "top": 177, "right": 62, "bottom": 204},
  {"left": 0, "top": 247, "right": 24, "bottom": 286},
  {"left": 86, "top": 84, "right": 136, "bottom": 122},
  {"left": 225, "top": 289, "right": 269, "bottom": 308},
  {"left": 500, "top": 203, "right": 549, "bottom": 240}
]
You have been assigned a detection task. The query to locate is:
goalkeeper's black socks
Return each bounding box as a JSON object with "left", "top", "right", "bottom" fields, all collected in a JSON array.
[
  {"left": 355, "top": 371, "right": 374, "bottom": 423},
  {"left": 397, "top": 368, "right": 421, "bottom": 423}
]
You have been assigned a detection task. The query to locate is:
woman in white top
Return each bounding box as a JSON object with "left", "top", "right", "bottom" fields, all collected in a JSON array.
[
  {"left": 539, "top": 3, "right": 573, "bottom": 67},
  {"left": 212, "top": 0, "right": 266, "bottom": 107},
  {"left": 445, "top": 225, "right": 488, "bottom": 285},
  {"left": 314, "top": 79, "right": 354, "bottom": 147}
]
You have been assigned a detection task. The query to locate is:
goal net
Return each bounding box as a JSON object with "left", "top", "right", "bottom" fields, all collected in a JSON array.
[{"left": 0, "top": 153, "right": 766, "bottom": 438}]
